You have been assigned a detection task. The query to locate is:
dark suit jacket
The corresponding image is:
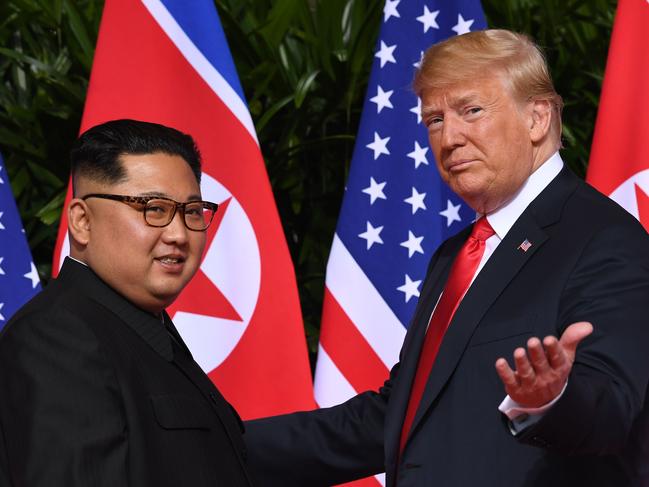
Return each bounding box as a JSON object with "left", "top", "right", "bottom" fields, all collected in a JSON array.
[
  {"left": 245, "top": 167, "right": 649, "bottom": 486},
  {"left": 0, "top": 258, "right": 252, "bottom": 487}
]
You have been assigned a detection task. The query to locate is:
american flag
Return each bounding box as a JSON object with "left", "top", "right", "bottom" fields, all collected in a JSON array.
[
  {"left": 0, "top": 154, "right": 41, "bottom": 328},
  {"left": 313, "top": 2, "right": 485, "bottom": 484},
  {"left": 518, "top": 239, "right": 532, "bottom": 252}
]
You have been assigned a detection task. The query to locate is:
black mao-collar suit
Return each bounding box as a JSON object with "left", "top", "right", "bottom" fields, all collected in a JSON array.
[
  {"left": 246, "top": 167, "right": 649, "bottom": 486},
  {"left": 0, "top": 258, "right": 252, "bottom": 486}
]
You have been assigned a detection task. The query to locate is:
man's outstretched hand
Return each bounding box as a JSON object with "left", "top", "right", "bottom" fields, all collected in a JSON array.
[{"left": 495, "top": 322, "right": 593, "bottom": 408}]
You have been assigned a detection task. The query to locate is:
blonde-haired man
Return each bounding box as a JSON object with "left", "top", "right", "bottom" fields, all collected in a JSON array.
[{"left": 246, "top": 30, "right": 649, "bottom": 487}]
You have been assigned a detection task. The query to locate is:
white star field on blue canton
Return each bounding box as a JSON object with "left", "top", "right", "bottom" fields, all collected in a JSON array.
[
  {"left": 0, "top": 155, "right": 41, "bottom": 327},
  {"left": 334, "top": 0, "right": 486, "bottom": 327}
]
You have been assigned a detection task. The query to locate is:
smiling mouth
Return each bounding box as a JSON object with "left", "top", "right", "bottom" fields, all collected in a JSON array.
[{"left": 156, "top": 256, "right": 186, "bottom": 265}]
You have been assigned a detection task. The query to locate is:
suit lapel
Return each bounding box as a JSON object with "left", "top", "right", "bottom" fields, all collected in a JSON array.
[
  {"left": 111, "top": 302, "right": 173, "bottom": 360},
  {"left": 58, "top": 258, "right": 174, "bottom": 360},
  {"left": 401, "top": 167, "right": 580, "bottom": 450},
  {"left": 384, "top": 232, "right": 465, "bottom": 469}
]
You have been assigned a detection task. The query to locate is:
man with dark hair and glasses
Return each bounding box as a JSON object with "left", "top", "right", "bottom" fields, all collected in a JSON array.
[{"left": 0, "top": 119, "right": 253, "bottom": 486}]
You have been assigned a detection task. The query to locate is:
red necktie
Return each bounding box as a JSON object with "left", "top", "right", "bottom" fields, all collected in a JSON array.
[{"left": 399, "top": 217, "right": 495, "bottom": 454}]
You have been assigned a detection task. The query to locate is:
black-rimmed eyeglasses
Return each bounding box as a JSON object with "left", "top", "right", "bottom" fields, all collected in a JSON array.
[{"left": 81, "top": 193, "right": 218, "bottom": 231}]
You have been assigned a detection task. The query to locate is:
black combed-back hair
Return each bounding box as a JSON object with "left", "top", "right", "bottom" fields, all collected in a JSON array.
[{"left": 70, "top": 119, "right": 202, "bottom": 195}]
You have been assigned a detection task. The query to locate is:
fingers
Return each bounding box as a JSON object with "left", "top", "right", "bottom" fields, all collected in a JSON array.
[
  {"left": 527, "top": 337, "right": 551, "bottom": 375},
  {"left": 496, "top": 336, "right": 566, "bottom": 384},
  {"left": 495, "top": 324, "right": 593, "bottom": 400},
  {"left": 542, "top": 335, "right": 567, "bottom": 370},
  {"left": 513, "top": 346, "right": 535, "bottom": 384},
  {"left": 495, "top": 357, "right": 517, "bottom": 390},
  {"left": 494, "top": 325, "right": 593, "bottom": 407},
  {"left": 559, "top": 321, "right": 593, "bottom": 359},
  {"left": 495, "top": 345, "right": 539, "bottom": 390},
  {"left": 505, "top": 322, "right": 593, "bottom": 375}
]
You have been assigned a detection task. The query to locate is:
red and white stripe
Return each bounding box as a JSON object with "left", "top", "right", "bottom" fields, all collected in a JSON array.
[{"left": 314, "top": 235, "right": 406, "bottom": 486}]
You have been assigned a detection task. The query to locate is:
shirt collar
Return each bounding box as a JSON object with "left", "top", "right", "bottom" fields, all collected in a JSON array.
[
  {"left": 67, "top": 255, "right": 87, "bottom": 266},
  {"left": 485, "top": 151, "right": 564, "bottom": 240},
  {"left": 58, "top": 257, "right": 174, "bottom": 361}
]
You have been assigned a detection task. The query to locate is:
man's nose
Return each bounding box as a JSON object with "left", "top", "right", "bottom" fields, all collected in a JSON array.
[
  {"left": 162, "top": 210, "right": 190, "bottom": 243},
  {"left": 440, "top": 116, "right": 465, "bottom": 149}
]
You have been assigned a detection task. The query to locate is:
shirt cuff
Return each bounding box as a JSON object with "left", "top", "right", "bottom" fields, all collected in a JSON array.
[{"left": 498, "top": 381, "right": 568, "bottom": 434}]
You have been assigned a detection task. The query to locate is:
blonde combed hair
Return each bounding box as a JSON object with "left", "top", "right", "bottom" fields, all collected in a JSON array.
[{"left": 413, "top": 29, "right": 563, "bottom": 145}]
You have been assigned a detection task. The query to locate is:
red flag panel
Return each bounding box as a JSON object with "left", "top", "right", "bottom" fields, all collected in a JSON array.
[
  {"left": 53, "top": 0, "right": 315, "bottom": 418},
  {"left": 587, "top": 0, "right": 649, "bottom": 233}
]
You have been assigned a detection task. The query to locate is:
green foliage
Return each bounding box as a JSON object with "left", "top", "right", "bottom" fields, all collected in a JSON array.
[
  {"left": 0, "top": 0, "right": 103, "bottom": 279},
  {"left": 0, "top": 0, "right": 617, "bottom": 349}
]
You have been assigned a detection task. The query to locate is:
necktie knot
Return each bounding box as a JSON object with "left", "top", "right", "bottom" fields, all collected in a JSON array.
[{"left": 471, "top": 217, "right": 495, "bottom": 242}]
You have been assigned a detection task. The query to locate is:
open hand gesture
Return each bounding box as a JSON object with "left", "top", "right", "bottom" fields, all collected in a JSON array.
[{"left": 495, "top": 322, "right": 593, "bottom": 408}]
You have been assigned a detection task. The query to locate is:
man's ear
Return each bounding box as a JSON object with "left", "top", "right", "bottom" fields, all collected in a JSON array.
[
  {"left": 529, "top": 98, "right": 552, "bottom": 143},
  {"left": 68, "top": 198, "right": 91, "bottom": 247}
]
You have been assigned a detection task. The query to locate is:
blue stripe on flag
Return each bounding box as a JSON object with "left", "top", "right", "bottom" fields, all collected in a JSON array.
[{"left": 159, "top": 0, "right": 248, "bottom": 104}]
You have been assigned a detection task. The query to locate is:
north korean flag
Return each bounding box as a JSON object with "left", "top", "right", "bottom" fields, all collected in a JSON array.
[
  {"left": 587, "top": 0, "right": 649, "bottom": 232},
  {"left": 52, "top": 0, "right": 316, "bottom": 418}
]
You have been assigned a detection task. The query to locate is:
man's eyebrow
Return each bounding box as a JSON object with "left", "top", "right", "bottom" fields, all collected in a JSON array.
[
  {"left": 421, "top": 105, "right": 441, "bottom": 118},
  {"left": 444, "top": 92, "right": 484, "bottom": 109},
  {"left": 137, "top": 191, "right": 203, "bottom": 201},
  {"left": 421, "top": 92, "right": 484, "bottom": 117}
]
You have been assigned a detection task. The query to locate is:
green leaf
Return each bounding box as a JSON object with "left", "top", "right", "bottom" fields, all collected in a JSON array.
[
  {"left": 27, "top": 160, "right": 64, "bottom": 187},
  {"left": 0, "top": 125, "right": 46, "bottom": 158},
  {"left": 256, "top": 94, "right": 294, "bottom": 133},
  {"left": 294, "top": 69, "right": 319, "bottom": 108},
  {"left": 259, "top": 0, "right": 300, "bottom": 48},
  {"left": 62, "top": 0, "right": 94, "bottom": 70},
  {"left": 36, "top": 190, "right": 66, "bottom": 225}
]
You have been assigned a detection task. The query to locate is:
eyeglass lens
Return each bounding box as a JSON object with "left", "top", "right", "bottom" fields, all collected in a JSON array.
[{"left": 144, "top": 199, "right": 215, "bottom": 230}]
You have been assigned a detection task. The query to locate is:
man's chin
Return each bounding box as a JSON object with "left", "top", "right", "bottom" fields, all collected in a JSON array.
[
  {"left": 157, "top": 291, "right": 183, "bottom": 309},
  {"left": 143, "top": 286, "right": 185, "bottom": 314},
  {"left": 449, "top": 185, "right": 484, "bottom": 211}
]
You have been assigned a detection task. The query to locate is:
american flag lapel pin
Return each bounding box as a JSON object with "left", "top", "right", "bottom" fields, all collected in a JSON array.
[{"left": 517, "top": 239, "right": 532, "bottom": 252}]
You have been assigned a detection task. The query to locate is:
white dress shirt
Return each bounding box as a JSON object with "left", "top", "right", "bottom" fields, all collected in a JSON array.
[{"left": 475, "top": 151, "right": 563, "bottom": 283}]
